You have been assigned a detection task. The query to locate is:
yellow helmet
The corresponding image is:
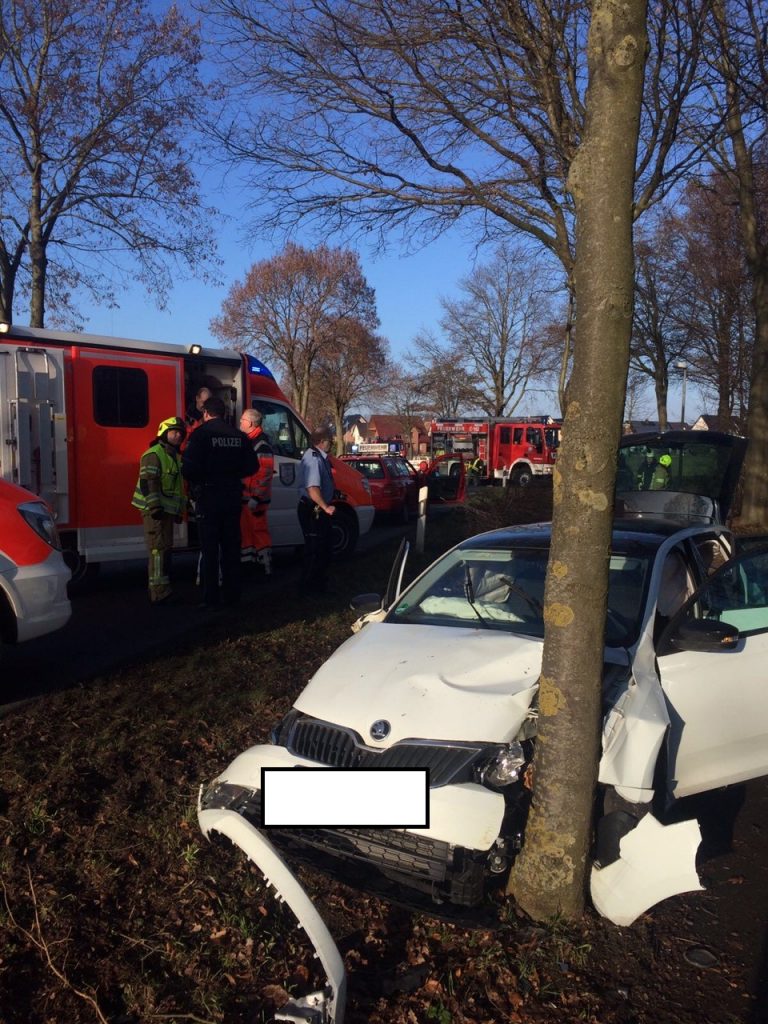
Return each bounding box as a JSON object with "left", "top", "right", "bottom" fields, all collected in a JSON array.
[
  {"left": 659, "top": 454, "right": 672, "bottom": 467},
  {"left": 157, "top": 416, "right": 186, "bottom": 438}
]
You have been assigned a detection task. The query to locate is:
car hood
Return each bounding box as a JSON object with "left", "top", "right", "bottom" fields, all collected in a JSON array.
[
  {"left": 616, "top": 430, "right": 747, "bottom": 524},
  {"left": 294, "top": 622, "right": 541, "bottom": 746}
]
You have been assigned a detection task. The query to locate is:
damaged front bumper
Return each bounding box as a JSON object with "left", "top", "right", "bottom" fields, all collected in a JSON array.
[{"left": 198, "top": 797, "right": 347, "bottom": 1024}]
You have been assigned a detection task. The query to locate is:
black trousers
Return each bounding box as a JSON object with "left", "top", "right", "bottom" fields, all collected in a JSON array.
[
  {"left": 298, "top": 500, "right": 333, "bottom": 592},
  {"left": 197, "top": 492, "right": 242, "bottom": 605}
]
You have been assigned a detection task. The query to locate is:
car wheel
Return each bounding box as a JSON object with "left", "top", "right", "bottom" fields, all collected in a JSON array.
[
  {"left": 511, "top": 466, "right": 533, "bottom": 487},
  {"left": 331, "top": 507, "right": 359, "bottom": 557}
]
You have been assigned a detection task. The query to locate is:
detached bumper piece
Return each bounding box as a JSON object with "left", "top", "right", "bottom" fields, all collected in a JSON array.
[{"left": 199, "top": 803, "right": 346, "bottom": 1023}]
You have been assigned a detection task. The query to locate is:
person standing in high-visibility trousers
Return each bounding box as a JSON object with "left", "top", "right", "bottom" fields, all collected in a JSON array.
[
  {"left": 239, "top": 408, "right": 275, "bottom": 578},
  {"left": 131, "top": 417, "right": 186, "bottom": 605}
]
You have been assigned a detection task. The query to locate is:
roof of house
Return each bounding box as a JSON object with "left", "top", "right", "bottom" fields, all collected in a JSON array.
[{"left": 366, "top": 414, "right": 428, "bottom": 437}]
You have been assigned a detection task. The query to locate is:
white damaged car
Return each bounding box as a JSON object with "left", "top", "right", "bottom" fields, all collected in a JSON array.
[{"left": 199, "top": 431, "right": 767, "bottom": 1004}]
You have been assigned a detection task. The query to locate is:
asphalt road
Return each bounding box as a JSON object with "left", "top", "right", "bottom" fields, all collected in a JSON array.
[{"left": 0, "top": 518, "right": 406, "bottom": 710}]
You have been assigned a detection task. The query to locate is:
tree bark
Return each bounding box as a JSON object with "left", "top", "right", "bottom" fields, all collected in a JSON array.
[
  {"left": 713, "top": 0, "right": 768, "bottom": 527},
  {"left": 510, "top": 0, "right": 648, "bottom": 921}
]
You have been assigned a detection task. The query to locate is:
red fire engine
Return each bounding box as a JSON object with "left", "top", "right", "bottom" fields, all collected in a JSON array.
[
  {"left": 0, "top": 324, "right": 374, "bottom": 578},
  {"left": 429, "top": 416, "right": 561, "bottom": 486}
]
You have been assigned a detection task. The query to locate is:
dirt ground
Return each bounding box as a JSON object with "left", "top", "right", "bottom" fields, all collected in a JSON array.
[{"left": 1, "top": 489, "right": 767, "bottom": 1024}]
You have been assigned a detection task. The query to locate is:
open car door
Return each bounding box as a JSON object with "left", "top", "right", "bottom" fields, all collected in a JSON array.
[
  {"left": 656, "top": 544, "right": 768, "bottom": 801},
  {"left": 420, "top": 453, "right": 466, "bottom": 504}
]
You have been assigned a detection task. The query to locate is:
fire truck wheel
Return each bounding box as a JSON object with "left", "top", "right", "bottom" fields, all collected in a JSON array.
[
  {"left": 330, "top": 507, "right": 359, "bottom": 558},
  {"left": 511, "top": 466, "right": 533, "bottom": 488}
]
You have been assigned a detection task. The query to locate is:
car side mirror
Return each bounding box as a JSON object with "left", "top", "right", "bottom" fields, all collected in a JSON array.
[
  {"left": 666, "top": 617, "right": 739, "bottom": 653},
  {"left": 350, "top": 593, "right": 382, "bottom": 615}
]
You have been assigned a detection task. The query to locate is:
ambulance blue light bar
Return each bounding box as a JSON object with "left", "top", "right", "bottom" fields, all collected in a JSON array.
[{"left": 246, "top": 354, "right": 275, "bottom": 379}]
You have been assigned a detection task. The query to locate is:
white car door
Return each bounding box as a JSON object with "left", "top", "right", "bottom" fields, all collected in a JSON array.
[{"left": 656, "top": 545, "right": 768, "bottom": 799}]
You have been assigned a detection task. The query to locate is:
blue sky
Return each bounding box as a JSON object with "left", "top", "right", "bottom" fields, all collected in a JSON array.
[{"left": 79, "top": 206, "right": 480, "bottom": 366}]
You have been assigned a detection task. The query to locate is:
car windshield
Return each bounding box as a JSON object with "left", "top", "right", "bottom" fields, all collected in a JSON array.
[{"left": 388, "top": 545, "right": 651, "bottom": 646}]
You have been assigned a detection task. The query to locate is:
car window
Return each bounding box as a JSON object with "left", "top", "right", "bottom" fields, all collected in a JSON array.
[
  {"left": 252, "top": 401, "right": 308, "bottom": 459},
  {"left": 388, "top": 545, "right": 650, "bottom": 645},
  {"left": 349, "top": 460, "right": 385, "bottom": 480},
  {"left": 686, "top": 546, "right": 768, "bottom": 635},
  {"left": 389, "top": 459, "right": 412, "bottom": 478},
  {"left": 389, "top": 548, "right": 547, "bottom": 635},
  {"left": 617, "top": 440, "right": 736, "bottom": 497}
]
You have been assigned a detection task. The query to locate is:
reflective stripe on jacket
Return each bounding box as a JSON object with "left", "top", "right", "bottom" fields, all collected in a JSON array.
[{"left": 132, "top": 443, "right": 184, "bottom": 516}]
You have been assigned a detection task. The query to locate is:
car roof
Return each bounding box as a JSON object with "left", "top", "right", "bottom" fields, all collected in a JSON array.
[{"left": 458, "top": 519, "right": 698, "bottom": 556}]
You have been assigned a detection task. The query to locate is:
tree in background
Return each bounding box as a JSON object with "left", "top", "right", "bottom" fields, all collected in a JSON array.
[
  {"left": 677, "top": 176, "right": 754, "bottom": 429},
  {"left": 706, "top": 0, "right": 768, "bottom": 526},
  {"left": 630, "top": 213, "right": 694, "bottom": 428},
  {"left": 210, "top": 243, "right": 379, "bottom": 419},
  {"left": 313, "top": 321, "right": 390, "bottom": 454},
  {"left": 438, "top": 245, "right": 561, "bottom": 417},
  {"left": 376, "top": 367, "right": 433, "bottom": 458},
  {"left": 409, "top": 330, "right": 481, "bottom": 418},
  {"left": 205, "top": 0, "right": 710, "bottom": 320},
  {"left": 0, "top": 0, "right": 215, "bottom": 327}
]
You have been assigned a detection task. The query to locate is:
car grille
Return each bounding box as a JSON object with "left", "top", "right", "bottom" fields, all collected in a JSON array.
[
  {"left": 280, "top": 713, "right": 486, "bottom": 787},
  {"left": 234, "top": 789, "right": 487, "bottom": 906}
]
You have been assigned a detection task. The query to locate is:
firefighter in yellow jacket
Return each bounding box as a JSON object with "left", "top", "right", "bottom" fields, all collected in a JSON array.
[
  {"left": 132, "top": 417, "right": 186, "bottom": 604},
  {"left": 239, "top": 408, "right": 275, "bottom": 577}
]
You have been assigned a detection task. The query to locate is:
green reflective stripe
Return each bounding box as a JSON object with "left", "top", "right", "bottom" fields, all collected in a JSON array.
[
  {"left": 149, "top": 548, "right": 169, "bottom": 586},
  {"left": 132, "top": 444, "right": 184, "bottom": 514}
]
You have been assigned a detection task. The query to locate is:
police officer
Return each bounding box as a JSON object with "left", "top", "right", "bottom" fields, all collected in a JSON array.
[
  {"left": 297, "top": 428, "right": 336, "bottom": 593},
  {"left": 182, "top": 396, "right": 258, "bottom": 608},
  {"left": 131, "top": 416, "right": 186, "bottom": 604}
]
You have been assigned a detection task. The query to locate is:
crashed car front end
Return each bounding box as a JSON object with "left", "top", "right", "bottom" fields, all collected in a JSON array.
[{"left": 199, "top": 714, "right": 535, "bottom": 908}]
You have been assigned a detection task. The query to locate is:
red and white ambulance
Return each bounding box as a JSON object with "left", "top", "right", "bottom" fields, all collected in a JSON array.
[
  {"left": 0, "top": 478, "right": 71, "bottom": 649},
  {"left": 0, "top": 324, "right": 374, "bottom": 578}
]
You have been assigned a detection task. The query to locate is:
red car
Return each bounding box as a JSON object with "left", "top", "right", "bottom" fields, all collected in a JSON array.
[{"left": 340, "top": 455, "right": 420, "bottom": 521}]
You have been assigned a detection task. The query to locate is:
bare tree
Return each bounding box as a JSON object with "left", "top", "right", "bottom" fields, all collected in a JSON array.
[
  {"left": 205, "top": 0, "right": 712, "bottom": 287},
  {"left": 409, "top": 331, "right": 480, "bottom": 418},
  {"left": 677, "top": 176, "right": 754, "bottom": 429},
  {"left": 0, "top": 0, "right": 216, "bottom": 327},
  {"left": 313, "top": 322, "right": 390, "bottom": 454},
  {"left": 510, "top": 0, "right": 648, "bottom": 920},
  {"left": 210, "top": 243, "right": 379, "bottom": 418},
  {"left": 630, "top": 213, "right": 697, "bottom": 428},
  {"left": 706, "top": 0, "right": 768, "bottom": 525},
  {"left": 439, "top": 244, "right": 561, "bottom": 416},
  {"left": 378, "top": 366, "right": 433, "bottom": 458}
]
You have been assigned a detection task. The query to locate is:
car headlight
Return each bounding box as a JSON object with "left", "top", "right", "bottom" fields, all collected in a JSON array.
[
  {"left": 18, "top": 501, "right": 62, "bottom": 549},
  {"left": 476, "top": 743, "right": 526, "bottom": 788}
]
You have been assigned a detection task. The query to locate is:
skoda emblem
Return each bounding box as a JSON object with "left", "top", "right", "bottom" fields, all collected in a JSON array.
[{"left": 370, "top": 720, "right": 391, "bottom": 741}]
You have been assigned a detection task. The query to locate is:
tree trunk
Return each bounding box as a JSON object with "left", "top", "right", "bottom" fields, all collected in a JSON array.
[
  {"left": 712, "top": 0, "right": 768, "bottom": 527},
  {"left": 29, "top": 238, "right": 47, "bottom": 328},
  {"left": 510, "top": 0, "right": 647, "bottom": 922},
  {"left": 655, "top": 373, "right": 669, "bottom": 430}
]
